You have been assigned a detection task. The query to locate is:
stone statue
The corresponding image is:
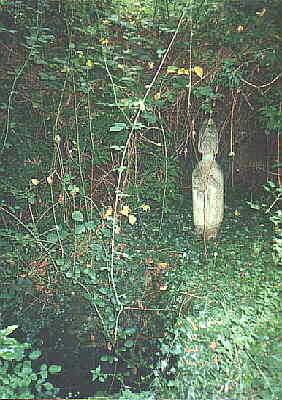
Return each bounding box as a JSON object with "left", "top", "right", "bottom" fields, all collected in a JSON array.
[{"left": 192, "top": 118, "right": 224, "bottom": 240}]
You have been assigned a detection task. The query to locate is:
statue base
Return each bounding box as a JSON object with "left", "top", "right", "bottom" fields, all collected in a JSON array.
[{"left": 194, "top": 225, "right": 219, "bottom": 240}]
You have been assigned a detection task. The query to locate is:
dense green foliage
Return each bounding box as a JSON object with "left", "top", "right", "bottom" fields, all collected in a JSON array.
[
  {"left": 0, "top": 325, "right": 61, "bottom": 399},
  {"left": 0, "top": 0, "right": 282, "bottom": 398}
]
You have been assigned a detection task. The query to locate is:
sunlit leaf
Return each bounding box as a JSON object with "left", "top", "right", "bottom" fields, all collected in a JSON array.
[
  {"left": 49, "top": 365, "right": 62, "bottom": 374},
  {"left": 128, "top": 214, "right": 137, "bottom": 225},
  {"left": 31, "top": 179, "right": 40, "bottom": 185},
  {"left": 61, "top": 66, "right": 70, "bottom": 73},
  {"left": 154, "top": 92, "right": 161, "bottom": 100},
  {"left": 54, "top": 135, "right": 61, "bottom": 143},
  {"left": 237, "top": 25, "right": 245, "bottom": 32},
  {"left": 120, "top": 206, "right": 131, "bottom": 216},
  {"left": 193, "top": 66, "right": 203, "bottom": 78},
  {"left": 29, "top": 350, "right": 41, "bottom": 360},
  {"left": 100, "top": 38, "right": 109, "bottom": 46},
  {"left": 178, "top": 68, "right": 190, "bottom": 75},
  {"left": 157, "top": 262, "right": 169, "bottom": 270},
  {"left": 140, "top": 204, "right": 150, "bottom": 212},
  {"left": 110, "top": 123, "right": 127, "bottom": 132},
  {"left": 102, "top": 207, "right": 113, "bottom": 219},
  {"left": 72, "top": 211, "right": 84, "bottom": 222},
  {"left": 86, "top": 59, "right": 93, "bottom": 68},
  {"left": 256, "top": 8, "right": 266, "bottom": 17},
  {"left": 166, "top": 66, "right": 178, "bottom": 74},
  {"left": 139, "top": 100, "right": 145, "bottom": 111}
]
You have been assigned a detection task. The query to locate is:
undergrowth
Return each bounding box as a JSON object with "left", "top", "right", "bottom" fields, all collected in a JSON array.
[{"left": 1, "top": 198, "right": 282, "bottom": 399}]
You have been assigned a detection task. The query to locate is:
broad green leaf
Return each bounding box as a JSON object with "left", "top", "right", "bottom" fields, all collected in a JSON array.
[
  {"left": 75, "top": 224, "right": 86, "bottom": 234},
  {"left": 49, "top": 365, "right": 62, "bottom": 374},
  {"left": 72, "top": 211, "right": 84, "bottom": 222},
  {"left": 29, "top": 350, "right": 41, "bottom": 360}
]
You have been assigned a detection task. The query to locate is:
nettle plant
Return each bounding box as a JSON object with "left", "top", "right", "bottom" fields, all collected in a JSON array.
[{"left": 0, "top": 325, "right": 61, "bottom": 399}]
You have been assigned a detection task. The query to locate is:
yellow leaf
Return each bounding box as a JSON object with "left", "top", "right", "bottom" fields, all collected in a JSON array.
[
  {"left": 237, "top": 25, "right": 245, "bottom": 32},
  {"left": 154, "top": 92, "right": 161, "bottom": 101},
  {"left": 117, "top": 64, "right": 125, "bottom": 69},
  {"left": 120, "top": 205, "right": 131, "bottom": 216},
  {"left": 193, "top": 66, "right": 203, "bottom": 78},
  {"left": 256, "top": 8, "right": 266, "bottom": 17},
  {"left": 157, "top": 262, "right": 169, "bottom": 270},
  {"left": 128, "top": 214, "right": 137, "bottom": 225},
  {"left": 100, "top": 38, "right": 109, "bottom": 46},
  {"left": 86, "top": 59, "right": 93, "bottom": 68},
  {"left": 31, "top": 179, "right": 40, "bottom": 186},
  {"left": 148, "top": 62, "right": 154, "bottom": 69},
  {"left": 102, "top": 207, "right": 113, "bottom": 219},
  {"left": 102, "top": 19, "right": 110, "bottom": 24},
  {"left": 46, "top": 176, "right": 53, "bottom": 184},
  {"left": 140, "top": 204, "right": 150, "bottom": 212},
  {"left": 178, "top": 68, "right": 190, "bottom": 75},
  {"left": 234, "top": 209, "right": 241, "bottom": 216}
]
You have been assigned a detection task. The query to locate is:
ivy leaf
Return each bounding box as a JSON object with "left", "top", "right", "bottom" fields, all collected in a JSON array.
[{"left": 72, "top": 211, "right": 84, "bottom": 222}]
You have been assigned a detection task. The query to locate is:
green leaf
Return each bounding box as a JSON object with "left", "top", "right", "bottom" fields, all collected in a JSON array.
[
  {"left": 75, "top": 224, "right": 86, "bottom": 234},
  {"left": 84, "top": 221, "right": 97, "bottom": 231},
  {"left": 0, "top": 325, "right": 18, "bottom": 337},
  {"left": 29, "top": 350, "right": 41, "bottom": 360},
  {"left": 48, "top": 365, "right": 62, "bottom": 374},
  {"left": 46, "top": 233, "right": 59, "bottom": 244},
  {"left": 72, "top": 211, "right": 84, "bottom": 222},
  {"left": 124, "top": 339, "right": 134, "bottom": 348},
  {"left": 110, "top": 122, "right": 127, "bottom": 132}
]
